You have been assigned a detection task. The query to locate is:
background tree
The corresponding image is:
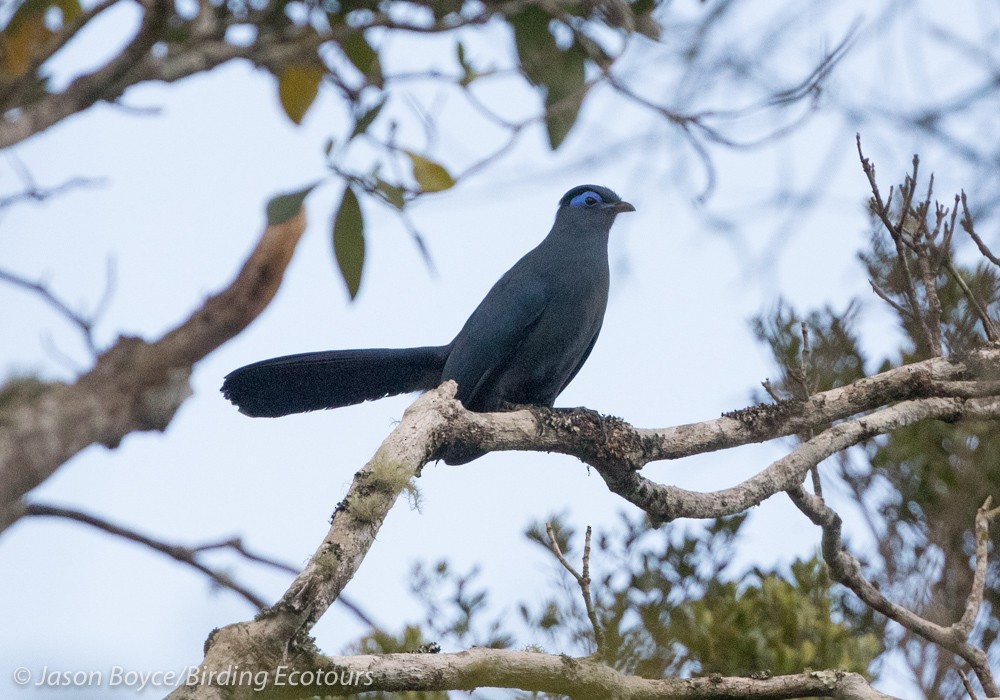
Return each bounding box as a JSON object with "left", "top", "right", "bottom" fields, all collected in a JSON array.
[{"left": 1, "top": 0, "right": 999, "bottom": 698}]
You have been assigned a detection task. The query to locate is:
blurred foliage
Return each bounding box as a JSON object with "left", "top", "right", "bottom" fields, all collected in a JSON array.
[
  {"left": 524, "top": 514, "right": 882, "bottom": 681},
  {"left": 346, "top": 513, "right": 883, "bottom": 699},
  {"left": 751, "top": 302, "right": 866, "bottom": 401},
  {"left": 752, "top": 165, "right": 1000, "bottom": 698},
  {"left": 0, "top": 0, "right": 849, "bottom": 301}
]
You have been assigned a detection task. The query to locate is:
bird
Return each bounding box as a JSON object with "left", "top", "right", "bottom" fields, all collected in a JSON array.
[{"left": 221, "top": 184, "right": 634, "bottom": 424}]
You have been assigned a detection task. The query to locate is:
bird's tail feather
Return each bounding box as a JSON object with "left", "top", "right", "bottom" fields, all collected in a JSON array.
[{"left": 221, "top": 346, "right": 450, "bottom": 417}]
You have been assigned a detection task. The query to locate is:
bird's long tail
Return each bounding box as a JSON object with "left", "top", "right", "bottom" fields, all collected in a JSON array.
[{"left": 221, "top": 345, "right": 451, "bottom": 417}]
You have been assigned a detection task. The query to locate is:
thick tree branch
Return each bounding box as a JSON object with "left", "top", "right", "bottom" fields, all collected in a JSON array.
[
  {"left": 0, "top": 203, "right": 309, "bottom": 530},
  {"left": 169, "top": 385, "right": 458, "bottom": 700},
  {"left": 451, "top": 350, "right": 989, "bottom": 471},
  {"left": 590, "top": 395, "right": 1000, "bottom": 522},
  {"left": 174, "top": 646, "right": 895, "bottom": 700},
  {"left": 169, "top": 345, "right": 1000, "bottom": 698}
]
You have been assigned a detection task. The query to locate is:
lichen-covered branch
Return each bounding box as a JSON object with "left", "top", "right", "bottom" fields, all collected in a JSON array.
[
  {"left": 174, "top": 645, "right": 896, "bottom": 700},
  {"left": 169, "top": 338, "right": 1000, "bottom": 698}
]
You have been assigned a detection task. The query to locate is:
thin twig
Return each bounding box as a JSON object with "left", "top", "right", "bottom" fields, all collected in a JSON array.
[
  {"left": 857, "top": 136, "right": 939, "bottom": 355},
  {"left": 544, "top": 522, "right": 603, "bottom": 654},
  {"left": 960, "top": 191, "right": 1000, "bottom": 268},
  {"left": 787, "top": 487, "right": 999, "bottom": 696},
  {"left": 957, "top": 669, "right": 977, "bottom": 700},
  {"left": 21, "top": 501, "right": 383, "bottom": 628},
  {"left": 0, "top": 175, "right": 106, "bottom": 210},
  {"left": 944, "top": 260, "right": 1000, "bottom": 342},
  {"left": 0, "top": 267, "right": 102, "bottom": 354},
  {"left": 24, "top": 503, "right": 270, "bottom": 609},
  {"left": 761, "top": 378, "right": 782, "bottom": 402},
  {"left": 191, "top": 537, "right": 297, "bottom": 574},
  {"left": 869, "top": 278, "right": 911, "bottom": 319}
]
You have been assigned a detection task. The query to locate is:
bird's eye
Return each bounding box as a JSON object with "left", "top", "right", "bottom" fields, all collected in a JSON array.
[{"left": 570, "top": 190, "right": 603, "bottom": 208}]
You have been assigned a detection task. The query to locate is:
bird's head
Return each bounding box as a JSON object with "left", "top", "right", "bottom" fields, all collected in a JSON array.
[{"left": 557, "top": 185, "right": 635, "bottom": 226}]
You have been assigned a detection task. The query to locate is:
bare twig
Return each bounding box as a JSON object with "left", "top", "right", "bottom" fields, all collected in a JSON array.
[
  {"left": 19, "top": 503, "right": 383, "bottom": 628},
  {"left": 787, "top": 487, "right": 999, "bottom": 696},
  {"left": 960, "top": 191, "right": 1000, "bottom": 268},
  {"left": 761, "top": 378, "right": 782, "bottom": 402},
  {"left": 799, "top": 321, "right": 812, "bottom": 396},
  {"left": 545, "top": 522, "right": 603, "bottom": 654},
  {"left": 944, "top": 259, "right": 1000, "bottom": 342},
  {"left": 869, "top": 279, "right": 912, "bottom": 318},
  {"left": 0, "top": 175, "right": 106, "bottom": 209},
  {"left": 23, "top": 502, "right": 271, "bottom": 609},
  {"left": 957, "top": 669, "right": 977, "bottom": 700},
  {"left": 0, "top": 266, "right": 103, "bottom": 354},
  {"left": 857, "top": 136, "right": 940, "bottom": 355}
]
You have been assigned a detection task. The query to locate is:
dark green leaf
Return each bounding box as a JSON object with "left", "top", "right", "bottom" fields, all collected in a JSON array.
[
  {"left": 332, "top": 185, "right": 365, "bottom": 299},
  {"left": 511, "top": 6, "right": 555, "bottom": 87},
  {"left": 375, "top": 177, "right": 406, "bottom": 209},
  {"left": 543, "top": 40, "right": 587, "bottom": 149},
  {"left": 266, "top": 183, "right": 317, "bottom": 226},
  {"left": 456, "top": 40, "right": 478, "bottom": 87},
  {"left": 510, "top": 8, "right": 589, "bottom": 149},
  {"left": 342, "top": 31, "right": 383, "bottom": 87},
  {"left": 349, "top": 97, "right": 385, "bottom": 140}
]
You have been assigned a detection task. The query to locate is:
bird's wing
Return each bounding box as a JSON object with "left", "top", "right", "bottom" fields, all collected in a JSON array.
[
  {"left": 443, "top": 267, "right": 549, "bottom": 409},
  {"left": 558, "top": 319, "right": 602, "bottom": 395}
]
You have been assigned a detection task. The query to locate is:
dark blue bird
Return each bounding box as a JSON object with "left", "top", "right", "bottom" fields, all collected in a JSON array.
[{"left": 222, "top": 185, "right": 634, "bottom": 420}]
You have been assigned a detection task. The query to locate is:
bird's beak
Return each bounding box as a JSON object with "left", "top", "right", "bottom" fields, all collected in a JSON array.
[{"left": 612, "top": 201, "right": 636, "bottom": 214}]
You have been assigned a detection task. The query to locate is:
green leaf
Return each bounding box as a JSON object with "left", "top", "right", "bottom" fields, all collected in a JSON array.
[
  {"left": 277, "top": 64, "right": 324, "bottom": 125},
  {"left": 375, "top": 177, "right": 406, "bottom": 209},
  {"left": 349, "top": 97, "right": 386, "bottom": 140},
  {"left": 511, "top": 5, "right": 555, "bottom": 87},
  {"left": 542, "top": 40, "right": 587, "bottom": 149},
  {"left": 405, "top": 151, "right": 455, "bottom": 193},
  {"left": 342, "top": 31, "right": 383, "bottom": 87},
  {"left": 332, "top": 185, "right": 365, "bottom": 299},
  {"left": 266, "top": 183, "right": 317, "bottom": 226},
  {"left": 455, "top": 40, "right": 477, "bottom": 86},
  {"left": 510, "top": 8, "right": 589, "bottom": 149}
]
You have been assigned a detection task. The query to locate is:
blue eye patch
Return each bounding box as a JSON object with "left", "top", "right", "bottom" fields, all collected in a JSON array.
[{"left": 569, "top": 190, "right": 603, "bottom": 208}]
